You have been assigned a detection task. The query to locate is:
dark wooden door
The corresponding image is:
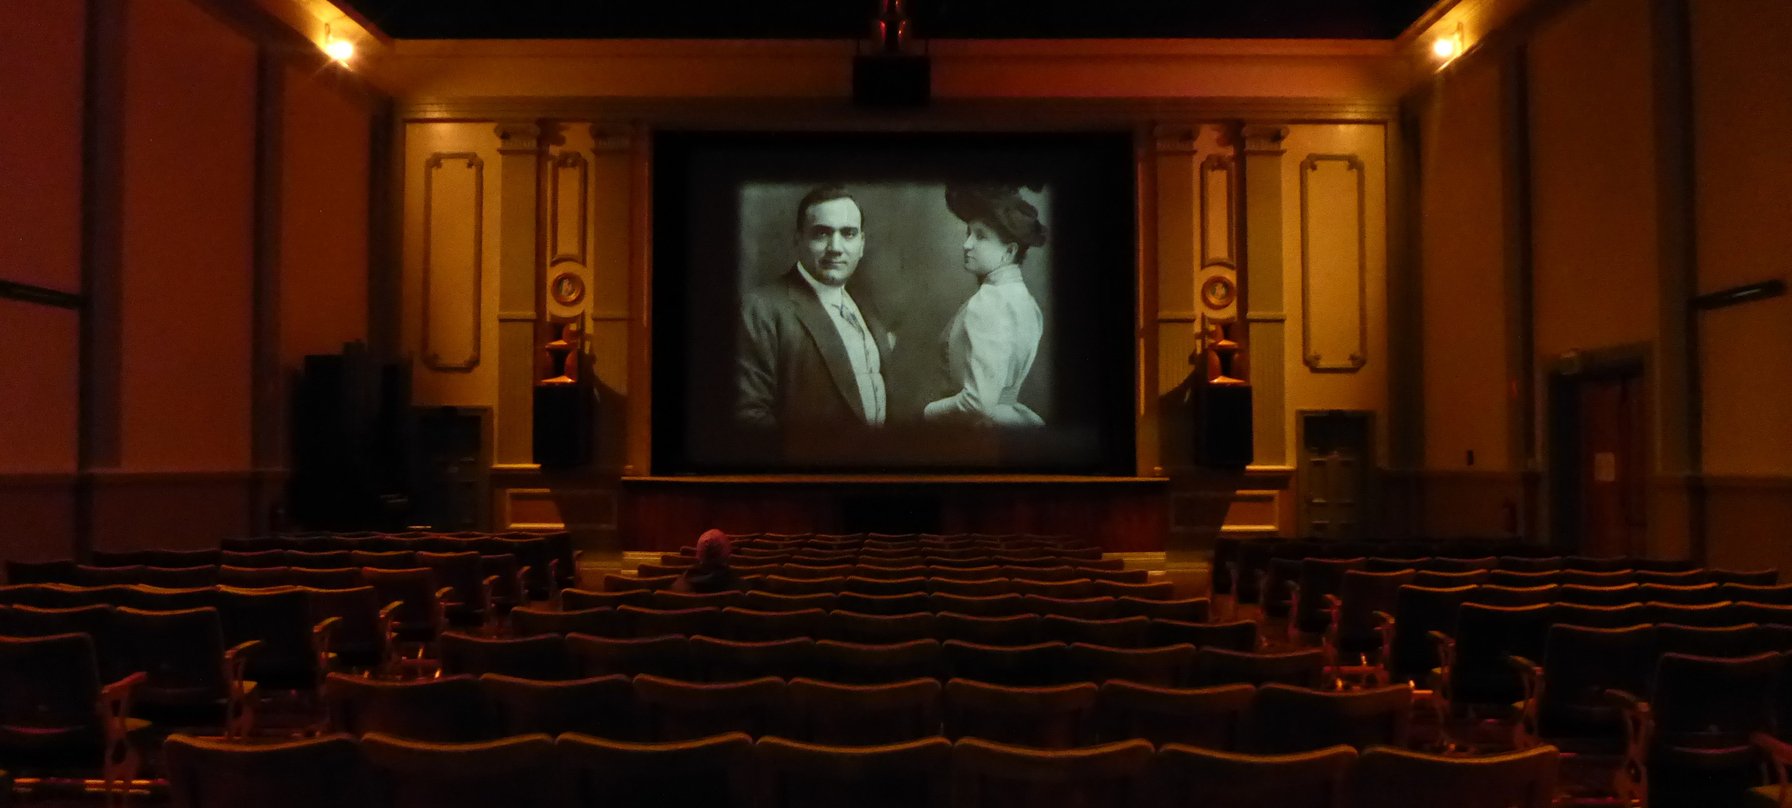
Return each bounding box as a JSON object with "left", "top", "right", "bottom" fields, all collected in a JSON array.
[
  {"left": 1299, "top": 412, "right": 1372, "bottom": 539},
  {"left": 1575, "top": 374, "right": 1646, "bottom": 557}
]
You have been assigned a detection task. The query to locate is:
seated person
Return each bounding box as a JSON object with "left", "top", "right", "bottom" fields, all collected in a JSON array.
[{"left": 672, "top": 529, "right": 742, "bottom": 594}]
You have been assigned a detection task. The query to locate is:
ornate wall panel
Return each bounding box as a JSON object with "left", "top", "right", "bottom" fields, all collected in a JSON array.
[
  {"left": 1199, "top": 155, "right": 1236, "bottom": 267},
  {"left": 421, "top": 152, "right": 485, "bottom": 371},
  {"left": 549, "top": 152, "right": 588, "bottom": 268},
  {"left": 1196, "top": 154, "right": 1240, "bottom": 327},
  {"left": 1299, "top": 154, "right": 1368, "bottom": 372}
]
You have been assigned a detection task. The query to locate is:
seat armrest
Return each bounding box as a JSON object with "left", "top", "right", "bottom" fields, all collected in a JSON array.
[
  {"left": 1754, "top": 732, "right": 1792, "bottom": 763},
  {"left": 100, "top": 671, "right": 147, "bottom": 704},
  {"left": 1755, "top": 733, "right": 1792, "bottom": 808},
  {"left": 1373, "top": 610, "right": 1397, "bottom": 656},
  {"left": 224, "top": 639, "right": 263, "bottom": 678},
  {"left": 1508, "top": 654, "right": 1545, "bottom": 748},
  {"left": 222, "top": 640, "right": 262, "bottom": 739},
  {"left": 98, "top": 671, "right": 147, "bottom": 735},
  {"left": 433, "top": 586, "right": 453, "bottom": 628},
  {"left": 98, "top": 671, "right": 147, "bottom": 784},
  {"left": 377, "top": 600, "right": 404, "bottom": 674},
  {"left": 312, "top": 616, "right": 342, "bottom": 683},
  {"left": 1606, "top": 688, "right": 1648, "bottom": 712},
  {"left": 480, "top": 574, "right": 499, "bottom": 612},
  {"left": 1609, "top": 688, "right": 1654, "bottom": 806},
  {"left": 1426, "top": 630, "right": 1456, "bottom": 703}
]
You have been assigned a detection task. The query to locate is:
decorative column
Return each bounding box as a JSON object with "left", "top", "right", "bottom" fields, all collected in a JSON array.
[
  {"left": 1237, "top": 124, "right": 1290, "bottom": 468},
  {"left": 493, "top": 121, "right": 544, "bottom": 467}
]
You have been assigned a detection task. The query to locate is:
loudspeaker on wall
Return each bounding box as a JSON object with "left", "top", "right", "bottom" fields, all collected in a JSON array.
[
  {"left": 1196, "top": 385, "right": 1253, "bottom": 469},
  {"left": 533, "top": 384, "right": 592, "bottom": 469}
]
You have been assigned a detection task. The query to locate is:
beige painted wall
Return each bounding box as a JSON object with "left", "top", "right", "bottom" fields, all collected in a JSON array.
[
  {"left": 372, "top": 40, "right": 1401, "bottom": 104},
  {"left": 1418, "top": 59, "right": 1510, "bottom": 474},
  {"left": 1407, "top": 0, "right": 1792, "bottom": 561},
  {"left": 544, "top": 124, "right": 634, "bottom": 473},
  {"left": 1279, "top": 124, "right": 1393, "bottom": 465},
  {"left": 1527, "top": 0, "right": 1660, "bottom": 364},
  {"left": 402, "top": 122, "right": 503, "bottom": 408}
]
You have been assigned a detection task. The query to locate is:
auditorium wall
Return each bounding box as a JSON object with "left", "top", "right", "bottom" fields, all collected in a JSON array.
[
  {"left": 0, "top": 0, "right": 381, "bottom": 558},
  {"left": 1405, "top": 0, "right": 1792, "bottom": 563},
  {"left": 1686, "top": 0, "right": 1792, "bottom": 572},
  {"left": 1412, "top": 55, "right": 1521, "bottom": 538},
  {"left": 0, "top": 0, "right": 86, "bottom": 561}
]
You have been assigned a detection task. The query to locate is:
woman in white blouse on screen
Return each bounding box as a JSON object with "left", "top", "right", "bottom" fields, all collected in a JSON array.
[{"left": 922, "top": 184, "right": 1047, "bottom": 428}]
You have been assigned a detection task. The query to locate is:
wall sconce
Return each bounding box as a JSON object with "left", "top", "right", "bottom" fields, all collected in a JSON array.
[
  {"left": 322, "top": 25, "right": 355, "bottom": 63},
  {"left": 1431, "top": 23, "right": 1464, "bottom": 66}
]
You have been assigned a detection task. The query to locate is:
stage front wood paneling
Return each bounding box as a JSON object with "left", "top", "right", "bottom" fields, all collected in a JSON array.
[{"left": 619, "top": 477, "right": 1168, "bottom": 553}]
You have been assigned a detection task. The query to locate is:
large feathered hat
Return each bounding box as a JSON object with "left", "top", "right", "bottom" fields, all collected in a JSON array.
[{"left": 944, "top": 183, "right": 1046, "bottom": 248}]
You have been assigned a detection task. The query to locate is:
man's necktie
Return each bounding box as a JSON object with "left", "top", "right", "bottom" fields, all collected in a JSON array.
[
  {"left": 837, "top": 303, "right": 884, "bottom": 423},
  {"left": 837, "top": 304, "right": 863, "bottom": 333}
]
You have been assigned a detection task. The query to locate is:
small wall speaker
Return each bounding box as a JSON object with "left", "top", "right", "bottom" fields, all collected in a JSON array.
[{"left": 1196, "top": 385, "right": 1253, "bottom": 469}]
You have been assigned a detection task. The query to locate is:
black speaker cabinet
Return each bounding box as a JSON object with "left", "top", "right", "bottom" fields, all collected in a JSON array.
[
  {"left": 853, "top": 54, "right": 930, "bottom": 108},
  {"left": 533, "top": 384, "right": 592, "bottom": 469},
  {"left": 1196, "top": 385, "right": 1254, "bottom": 469}
]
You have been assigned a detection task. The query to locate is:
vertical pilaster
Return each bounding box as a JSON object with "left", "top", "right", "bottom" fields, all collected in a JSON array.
[
  {"left": 1651, "top": 0, "right": 1702, "bottom": 560},
  {"left": 249, "top": 49, "right": 285, "bottom": 534},
  {"left": 78, "top": 0, "right": 127, "bottom": 559},
  {"left": 1237, "top": 124, "right": 1290, "bottom": 468},
  {"left": 1386, "top": 97, "right": 1425, "bottom": 528},
  {"left": 493, "top": 121, "right": 544, "bottom": 468}
]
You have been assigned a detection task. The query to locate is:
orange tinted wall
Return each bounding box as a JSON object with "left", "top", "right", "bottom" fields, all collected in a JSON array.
[
  {"left": 0, "top": 0, "right": 85, "bottom": 293},
  {"left": 0, "top": 0, "right": 86, "bottom": 559},
  {"left": 1690, "top": 0, "right": 1792, "bottom": 480},
  {"left": 1418, "top": 59, "right": 1509, "bottom": 473},
  {"left": 116, "top": 0, "right": 258, "bottom": 472},
  {"left": 279, "top": 66, "right": 372, "bottom": 366},
  {"left": 1526, "top": 0, "right": 1660, "bottom": 362}
]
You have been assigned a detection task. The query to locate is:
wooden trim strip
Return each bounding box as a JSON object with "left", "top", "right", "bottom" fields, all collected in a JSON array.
[{"left": 0, "top": 279, "right": 82, "bottom": 309}]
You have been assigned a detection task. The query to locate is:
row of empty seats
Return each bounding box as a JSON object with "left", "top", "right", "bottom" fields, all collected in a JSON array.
[
  {"left": 162, "top": 729, "right": 1562, "bottom": 808},
  {"left": 606, "top": 574, "right": 1176, "bottom": 600},
  {"left": 329, "top": 668, "right": 1420, "bottom": 751},
  {"left": 10, "top": 548, "right": 556, "bottom": 604},
  {"left": 1339, "top": 582, "right": 1792, "bottom": 684},
  {"left": 532, "top": 602, "right": 1239, "bottom": 648},
  {"left": 439, "top": 631, "right": 1290, "bottom": 688}
]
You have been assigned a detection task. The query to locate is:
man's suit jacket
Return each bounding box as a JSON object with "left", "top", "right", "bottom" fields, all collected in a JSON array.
[{"left": 736, "top": 266, "right": 892, "bottom": 430}]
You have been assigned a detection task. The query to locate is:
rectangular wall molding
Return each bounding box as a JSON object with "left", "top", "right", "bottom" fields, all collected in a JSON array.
[
  {"left": 1299, "top": 153, "right": 1369, "bottom": 372},
  {"left": 420, "top": 151, "right": 485, "bottom": 371},
  {"left": 549, "top": 151, "right": 589, "bottom": 267}
]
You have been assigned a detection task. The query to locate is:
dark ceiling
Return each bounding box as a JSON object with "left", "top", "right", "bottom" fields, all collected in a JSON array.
[{"left": 341, "top": 0, "right": 1436, "bottom": 40}]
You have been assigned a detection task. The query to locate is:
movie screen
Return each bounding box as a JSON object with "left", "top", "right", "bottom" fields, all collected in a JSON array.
[{"left": 652, "top": 132, "right": 1136, "bottom": 473}]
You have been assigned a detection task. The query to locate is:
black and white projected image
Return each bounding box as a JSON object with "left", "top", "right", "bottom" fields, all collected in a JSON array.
[
  {"left": 652, "top": 132, "right": 1136, "bottom": 473},
  {"left": 734, "top": 181, "right": 1054, "bottom": 435}
]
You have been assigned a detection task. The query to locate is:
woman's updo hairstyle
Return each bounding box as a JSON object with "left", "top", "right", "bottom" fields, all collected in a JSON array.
[{"left": 945, "top": 183, "right": 1047, "bottom": 263}]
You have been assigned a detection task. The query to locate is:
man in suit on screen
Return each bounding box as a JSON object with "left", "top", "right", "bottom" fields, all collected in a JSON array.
[{"left": 736, "top": 184, "right": 892, "bottom": 437}]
